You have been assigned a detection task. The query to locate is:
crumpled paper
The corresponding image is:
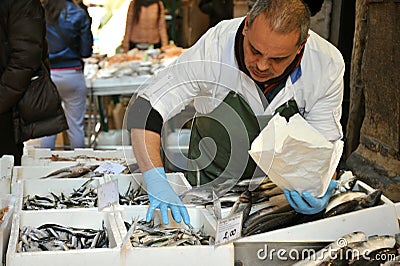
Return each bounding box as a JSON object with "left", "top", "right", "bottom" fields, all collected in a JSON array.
[{"left": 249, "top": 113, "right": 343, "bottom": 197}]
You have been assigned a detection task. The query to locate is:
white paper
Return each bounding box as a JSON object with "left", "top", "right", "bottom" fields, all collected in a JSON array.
[
  {"left": 249, "top": 114, "right": 343, "bottom": 197},
  {"left": 94, "top": 161, "right": 126, "bottom": 175}
]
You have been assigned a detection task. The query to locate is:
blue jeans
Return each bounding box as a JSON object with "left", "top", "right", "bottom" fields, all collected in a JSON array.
[{"left": 41, "top": 69, "right": 86, "bottom": 149}]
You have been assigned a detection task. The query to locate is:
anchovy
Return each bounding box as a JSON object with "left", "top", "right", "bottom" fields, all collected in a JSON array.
[
  {"left": 18, "top": 222, "right": 109, "bottom": 252},
  {"left": 125, "top": 219, "right": 212, "bottom": 247}
]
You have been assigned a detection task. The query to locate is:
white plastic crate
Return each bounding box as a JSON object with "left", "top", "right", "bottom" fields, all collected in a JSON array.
[
  {"left": 15, "top": 173, "right": 191, "bottom": 212},
  {"left": 21, "top": 147, "right": 136, "bottom": 166},
  {"left": 235, "top": 181, "right": 400, "bottom": 243},
  {"left": 0, "top": 195, "right": 15, "bottom": 265},
  {"left": 6, "top": 210, "right": 120, "bottom": 266},
  {"left": 0, "top": 155, "right": 13, "bottom": 195},
  {"left": 112, "top": 206, "right": 234, "bottom": 266},
  {"left": 11, "top": 159, "right": 141, "bottom": 194}
]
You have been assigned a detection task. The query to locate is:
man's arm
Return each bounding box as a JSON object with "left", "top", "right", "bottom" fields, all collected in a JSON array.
[{"left": 130, "top": 128, "right": 163, "bottom": 172}]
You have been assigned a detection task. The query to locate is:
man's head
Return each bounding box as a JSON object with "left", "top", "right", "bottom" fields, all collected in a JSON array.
[{"left": 242, "top": 0, "right": 310, "bottom": 83}]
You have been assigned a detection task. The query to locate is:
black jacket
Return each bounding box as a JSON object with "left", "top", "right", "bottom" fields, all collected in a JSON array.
[{"left": 0, "top": 0, "right": 68, "bottom": 143}]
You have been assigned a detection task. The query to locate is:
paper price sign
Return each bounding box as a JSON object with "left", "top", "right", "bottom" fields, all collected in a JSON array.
[
  {"left": 215, "top": 213, "right": 243, "bottom": 245},
  {"left": 97, "top": 179, "right": 119, "bottom": 210},
  {"left": 94, "top": 161, "right": 126, "bottom": 175}
]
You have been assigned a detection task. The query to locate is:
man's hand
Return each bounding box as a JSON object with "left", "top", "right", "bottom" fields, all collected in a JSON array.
[
  {"left": 284, "top": 180, "right": 338, "bottom": 215},
  {"left": 144, "top": 167, "right": 190, "bottom": 225}
]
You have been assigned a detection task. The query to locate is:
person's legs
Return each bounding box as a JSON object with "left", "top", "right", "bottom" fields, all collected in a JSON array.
[
  {"left": 49, "top": 70, "right": 87, "bottom": 149},
  {"left": 0, "top": 111, "right": 23, "bottom": 165}
]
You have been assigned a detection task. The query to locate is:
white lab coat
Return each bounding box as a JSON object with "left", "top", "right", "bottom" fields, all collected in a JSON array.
[{"left": 138, "top": 17, "right": 345, "bottom": 142}]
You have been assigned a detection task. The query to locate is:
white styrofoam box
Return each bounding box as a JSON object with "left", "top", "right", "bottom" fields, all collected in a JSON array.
[
  {"left": 236, "top": 181, "right": 400, "bottom": 243},
  {"left": 15, "top": 173, "right": 191, "bottom": 212},
  {"left": 396, "top": 202, "right": 400, "bottom": 219},
  {"left": 113, "top": 206, "right": 234, "bottom": 266},
  {"left": 0, "top": 155, "right": 13, "bottom": 195},
  {"left": 21, "top": 147, "right": 136, "bottom": 166},
  {"left": 6, "top": 210, "right": 120, "bottom": 266},
  {"left": 11, "top": 164, "right": 80, "bottom": 195},
  {"left": 0, "top": 195, "right": 15, "bottom": 264}
]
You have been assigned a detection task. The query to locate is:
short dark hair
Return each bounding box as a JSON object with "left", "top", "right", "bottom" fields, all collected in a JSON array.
[{"left": 248, "top": 0, "right": 311, "bottom": 46}]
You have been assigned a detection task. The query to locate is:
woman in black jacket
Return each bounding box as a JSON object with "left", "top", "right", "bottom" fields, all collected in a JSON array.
[{"left": 0, "top": 0, "right": 67, "bottom": 165}]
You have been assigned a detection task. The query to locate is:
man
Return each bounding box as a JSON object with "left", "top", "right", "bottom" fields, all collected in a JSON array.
[
  {"left": 0, "top": 0, "right": 67, "bottom": 165},
  {"left": 127, "top": 0, "right": 344, "bottom": 225}
]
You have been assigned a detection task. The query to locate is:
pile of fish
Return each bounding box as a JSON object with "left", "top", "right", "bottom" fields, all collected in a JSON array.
[
  {"left": 223, "top": 173, "right": 385, "bottom": 237},
  {"left": 17, "top": 222, "right": 109, "bottom": 252},
  {"left": 125, "top": 219, "right": 214, "bottom": 247},
  {"left": 119, "top": 182, "right": 149, "bottom": 206},
  {"left": 293, "top": 231, "right": 400, "bottom": 265},
  {"left": 23, "top": 179, "right": 99, "bottom": 210},
  {"left": 23, "top": 179, "right": 149, "bottom": 210}
]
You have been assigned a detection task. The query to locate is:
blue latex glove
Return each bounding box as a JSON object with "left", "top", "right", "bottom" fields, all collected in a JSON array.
[
  {"left": 143, "top": 167, "right": 190, "bottom": 225},
  {"left": 284, "top": 180, "right": 338, "bottom": 215}
]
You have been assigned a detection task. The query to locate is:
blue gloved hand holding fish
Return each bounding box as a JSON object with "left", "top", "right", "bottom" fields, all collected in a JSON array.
[
  {"left": 144, "top": 167, "right": 190, "bottom": 225},
  {"left": 284, "top": 180, "right": 338, "bottom": 215}
]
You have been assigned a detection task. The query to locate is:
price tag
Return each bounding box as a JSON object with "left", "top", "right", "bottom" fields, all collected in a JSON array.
[
  {"left": 215, "top": 213, "right": 243, "bottom": 245},
  {"left": 97, "top": 178, "right": 119, "bottom": 211},
  {"left": 95, "top": 161, "right": 126, "bottom": 175}
]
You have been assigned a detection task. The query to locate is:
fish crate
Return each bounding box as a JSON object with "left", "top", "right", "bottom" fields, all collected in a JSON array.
[
  {"left": 11, "top": 158, "right": 137, "bottom": 194},
  {"left": 21, "top": 147, "right": 136, "bottom": 166},
  {"left": 11, "top": 164, "right": 92, "bottom": 195},
  {"left": 396, "top": 202, "right": 400, "bottom": 220},
  {"left": 235, "top": 180, "right": 400, "bottom": 243},
  {"left": 15, "top": 173, "right": 191, "bottom": 212},
  {"left": 6, "top": 209, "right": 120, "bottom": 266},
  {"left": 0, "top": 155, "right": 13, "bottom": 195},
  {"left": 0, "top": 195, "right": 15, "bottom": 265},
  {"left": 112, "top": 206, "right": 234, "bottom": 266}
]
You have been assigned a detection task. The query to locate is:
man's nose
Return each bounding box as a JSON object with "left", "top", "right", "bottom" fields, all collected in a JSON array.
[{"left": 256, "top": 58, "right": 270, "bottom": 72}]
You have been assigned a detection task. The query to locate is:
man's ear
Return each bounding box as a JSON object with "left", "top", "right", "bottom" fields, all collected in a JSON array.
[
  {"left": 243, "top": 13, "right": 250, "bottom": 36},
  {"left": 297, "top": 33, "right": 310, "bottom": 54}
]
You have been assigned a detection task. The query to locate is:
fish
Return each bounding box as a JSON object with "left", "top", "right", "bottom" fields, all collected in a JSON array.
[
  {"left": 293, "top": 231, "right": 367, "bottom": 266},
  {"left": 242, "top": 210, "right": 298, "bottom": 236},
  {"left": 351, "top": 247, "right": 399, "bottom": 266},
  {"left": 324, "top": 190, "right": 382, "bottom": 218},
  {"left": 326, "top": 191, "right": 367, "bottom": 212},
  {"left": 42, "top": 164, "right": 100, "bottom": 179},
  {"left": 335, "top": 170, "right": 358, "bottom": 193},
  {"left": 228, "top": 190, "right": 252, "bottom": 222},
  {"left": 18, "top": 222, "right": 109, "bottom": 252},
  {"left": 125, "top": 219, "right": 212, "bottom": 247},
  {"left": 348, "top": 235, "right": 396, "bottom": 260}
]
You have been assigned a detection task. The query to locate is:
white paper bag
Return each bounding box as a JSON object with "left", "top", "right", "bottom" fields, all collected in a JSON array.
[{"left": 249, "top": 114, "right": 343, "bottom": 197}]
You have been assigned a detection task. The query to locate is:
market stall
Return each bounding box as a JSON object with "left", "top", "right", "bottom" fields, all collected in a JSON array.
[{"left": 84, "top": 45, "right": 184, "bottom": 147}]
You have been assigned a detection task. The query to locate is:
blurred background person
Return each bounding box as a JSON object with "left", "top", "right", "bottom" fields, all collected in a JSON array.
[
  {"left": 0, "top": 0, "right": 67, "bottom": 165},
  {"left": 198, "top": 0, "right": 233, "bottom": 28},
  {"left": 122, "top": 0, "right": 169, "bottom": 52},
  {"left": 40, "top": 0, "right": 93, "bottom": 149}
]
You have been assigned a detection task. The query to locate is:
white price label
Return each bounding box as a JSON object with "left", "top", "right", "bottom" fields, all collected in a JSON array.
[
  {"left": 97, "top": 179, "right": 119, "bottom": 210},
  {"left": 95, "top": 161, "right": 126, "bottom": 175},
  {"left": 215, "top": 213, "right": 243, "bottom": 245}
]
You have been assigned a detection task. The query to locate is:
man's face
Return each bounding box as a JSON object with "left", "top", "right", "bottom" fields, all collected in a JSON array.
[{"left": 242, "top": 14, "right": 307, "bottom": 83}]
